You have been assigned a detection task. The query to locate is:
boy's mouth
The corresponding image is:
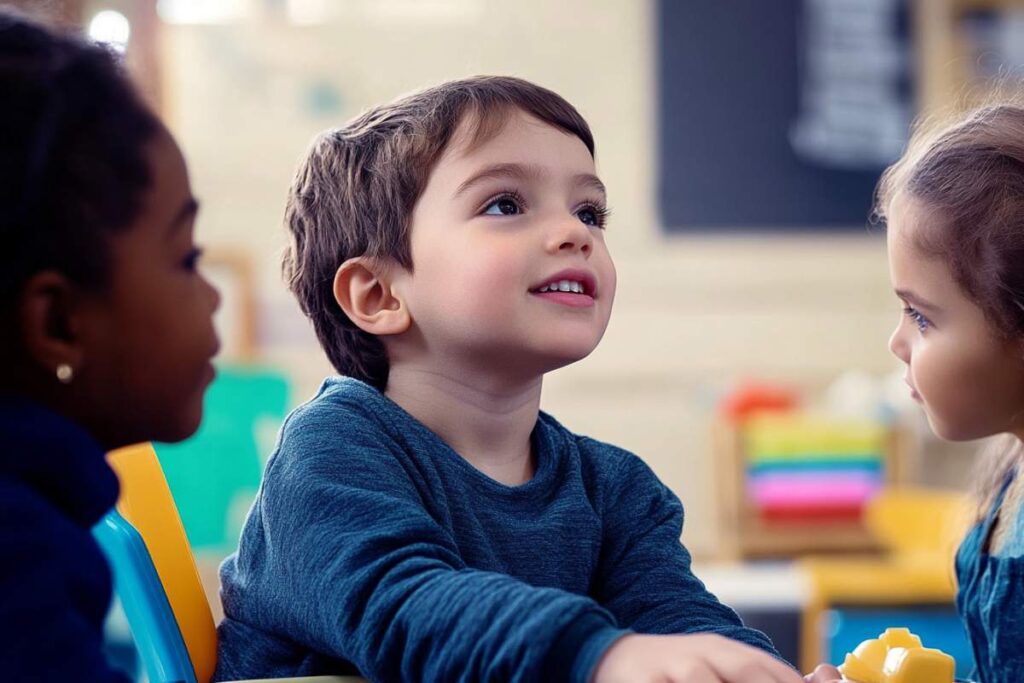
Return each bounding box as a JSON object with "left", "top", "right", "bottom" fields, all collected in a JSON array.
[
  {"left": 529, "top": 270, "right": 597, "bottom": 297},
  {"left": 529, "top": 270, "right": 597, "bottom": 308}
]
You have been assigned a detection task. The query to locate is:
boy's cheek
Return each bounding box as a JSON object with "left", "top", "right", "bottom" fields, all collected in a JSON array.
[{"left": 462, "top": 261, "right": 529, "bottom": 300}]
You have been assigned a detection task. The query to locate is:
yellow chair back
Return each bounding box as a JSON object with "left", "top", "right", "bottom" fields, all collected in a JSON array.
[
  {"left": 864, "top": 487, "right": 972, "bottom": 559},
  {"left": 108, "top": 443, "right": 219, "bottom": 683}
]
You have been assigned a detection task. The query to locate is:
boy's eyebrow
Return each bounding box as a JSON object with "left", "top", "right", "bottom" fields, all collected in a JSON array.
[
  {"left": 895, "top": 288, "right": 940, "bottom": 312},
  {"left": 453, "top": 163, "right": 607, "bottom": 199},
  {"left": 574, "top": 173, "right": 607, "bottom": 198},
  {"left": 454, "top": 163, "right": 537, "bottom": 198},
  {"left": 166, "top": 197, "right": 199, "bottom": 235}
]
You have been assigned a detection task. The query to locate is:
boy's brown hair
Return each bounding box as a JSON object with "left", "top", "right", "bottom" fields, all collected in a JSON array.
[{"left": 283, "top": 75, "right": 594, "bottom": 391}]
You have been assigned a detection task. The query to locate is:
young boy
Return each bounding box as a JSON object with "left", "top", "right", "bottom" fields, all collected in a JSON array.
[{"left": 215, "top": 76, "right": 802, "bottom": 683}]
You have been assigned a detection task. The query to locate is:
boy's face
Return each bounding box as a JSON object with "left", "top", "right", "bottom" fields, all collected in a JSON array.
[
  {"left": 392, "top": 109, "right": 616, "bottom": 380},
  {"left": 887, "top": 195, "right": 1024, "bottom": 441}
]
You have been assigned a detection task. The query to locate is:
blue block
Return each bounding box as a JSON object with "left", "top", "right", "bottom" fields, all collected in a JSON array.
[{"left": 826, "top": 606, "right": 975, "bottom": 678}]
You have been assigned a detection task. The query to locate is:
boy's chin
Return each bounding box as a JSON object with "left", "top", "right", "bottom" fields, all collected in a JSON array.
[
  {"left": 530, "top": 345, "right": 600, "bottom": 375},
  {"left": 462, "top": 338, "right": 603, "bottom": 381}
]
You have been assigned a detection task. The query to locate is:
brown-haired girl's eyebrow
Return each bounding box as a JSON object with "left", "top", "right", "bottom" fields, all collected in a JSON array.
[
  {"left": 895, "top": 288, "right": 940, "bottom": 312},
  {"left": 166, "top": 198, "right": 200, "bottom": 235}
]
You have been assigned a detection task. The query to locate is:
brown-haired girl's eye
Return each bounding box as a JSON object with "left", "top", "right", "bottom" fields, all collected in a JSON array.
[{"left": 903, "top": 305, "right": 930, "bottom": 332}]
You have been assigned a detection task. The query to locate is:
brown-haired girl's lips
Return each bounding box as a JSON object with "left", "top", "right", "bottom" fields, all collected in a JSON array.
[{"left": 904, "top": 377, "right": 921, "bottom": 400}]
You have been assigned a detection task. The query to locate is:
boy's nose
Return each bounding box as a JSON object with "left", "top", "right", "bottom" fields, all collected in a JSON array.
[{"left": 548, "top": 217, "right": 593, "bottom": 256}]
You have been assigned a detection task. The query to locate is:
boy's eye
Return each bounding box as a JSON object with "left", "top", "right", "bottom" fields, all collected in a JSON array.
[
  {"left": 482, "top": 196, "right": 522, "bottom": 216},
  {"left": 903, "top": 305, "right": 930, "bottom": 332},
  {"left": 576, "top": 204, "right": 609, "bottom": 229}
]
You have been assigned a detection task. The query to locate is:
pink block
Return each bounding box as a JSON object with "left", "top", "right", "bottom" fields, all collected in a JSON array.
[{"left": 749, "top": 476, "right": 880, "bottom": 506}]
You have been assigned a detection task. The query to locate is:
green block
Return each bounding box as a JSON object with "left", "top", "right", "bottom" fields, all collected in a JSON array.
[{"left": 154, "top": 365, "right": 290, "bottom": 551}]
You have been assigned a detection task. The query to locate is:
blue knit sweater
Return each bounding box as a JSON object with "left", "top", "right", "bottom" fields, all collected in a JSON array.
[
  {"left": 0, "top": 399, "right": 129, "bottom": 682},
  {"left": 216, "top": 377, "right": 777, "bottom": 682}
]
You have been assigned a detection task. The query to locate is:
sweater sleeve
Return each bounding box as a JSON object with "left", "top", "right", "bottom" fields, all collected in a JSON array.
[
  {"left": 0, "top": 484, "right": 131, "bottom": 683},
  {"left": 222, "top": 406, "right": 627, "bottom": 683},
  {"left": 590, "top": 446, "right": 781, "bottom": 657}
]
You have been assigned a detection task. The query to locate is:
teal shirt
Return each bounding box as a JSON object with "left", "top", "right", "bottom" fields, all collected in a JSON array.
[{"left": 956, "top": 470, "right": 1024, "bottom": 683}]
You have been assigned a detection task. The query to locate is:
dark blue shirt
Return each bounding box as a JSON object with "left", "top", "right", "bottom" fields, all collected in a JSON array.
[
  {"left": 216, "top": 377, "right": 778, "bottom": 682},
  {"left": 956, "top": 470, "right": 1024, "bottom": 683},
  {"left": 0, "top": 399, "right": 129, "bottom": 682}
]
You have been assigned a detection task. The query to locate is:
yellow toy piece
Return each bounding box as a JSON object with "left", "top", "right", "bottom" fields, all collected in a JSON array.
[
  {"left": 841, "top": 638, "right": 888, "bottom": 683},
  {"left": 839, "top": 628, "right": 954, "bottom": 683},
  {"left": 882, "top": 647, "right": 956, "bottom": 682}
]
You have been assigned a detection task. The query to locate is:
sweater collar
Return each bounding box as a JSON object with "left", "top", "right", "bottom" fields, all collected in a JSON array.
[{"left": 0, "top": 398, "right": 119, "bottom": 527}]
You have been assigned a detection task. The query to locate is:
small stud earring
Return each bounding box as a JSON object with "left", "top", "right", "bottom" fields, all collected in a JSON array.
[{"left": 56, "top": 363, "right": 74, "bottom": 384}]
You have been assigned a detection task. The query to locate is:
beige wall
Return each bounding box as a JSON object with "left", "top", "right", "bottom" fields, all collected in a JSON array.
[{"left": 162, "top": 0, "right": 971, "bottom": 557}]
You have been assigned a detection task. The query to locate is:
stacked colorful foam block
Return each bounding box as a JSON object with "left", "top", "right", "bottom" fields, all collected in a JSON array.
[{"left": 742, "top": 414, "right": 887, "bottom": 524}]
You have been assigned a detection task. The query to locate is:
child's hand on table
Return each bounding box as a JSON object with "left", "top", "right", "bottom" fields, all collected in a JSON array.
[
  {"left": 593, "top": 633, "right": 806, "bottom": 683},
  {"left": 804, "top": 663, "right": 843, "bottom": 682}
]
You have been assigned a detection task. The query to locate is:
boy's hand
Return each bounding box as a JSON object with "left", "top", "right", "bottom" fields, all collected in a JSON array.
[
  {"left": 803, "top": 663, "right": 843, "bottom": 682},
  {"left": 592, "top": 633, "right": 805, "bottom": 683}
]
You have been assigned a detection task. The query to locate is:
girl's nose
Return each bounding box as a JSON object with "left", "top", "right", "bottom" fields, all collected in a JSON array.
[{"left": 888, "top": 323, "right": 909, "bottom": 363}]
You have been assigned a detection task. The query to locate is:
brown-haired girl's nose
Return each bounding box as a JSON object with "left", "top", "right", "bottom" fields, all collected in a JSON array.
[{"left": 888, "top": 325, "right": 909, "bottom": 363}]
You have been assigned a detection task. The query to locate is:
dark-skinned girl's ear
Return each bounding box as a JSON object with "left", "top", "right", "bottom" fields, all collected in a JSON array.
[{"left": 17, "top": 271, "right": 85, "bottom": 382}]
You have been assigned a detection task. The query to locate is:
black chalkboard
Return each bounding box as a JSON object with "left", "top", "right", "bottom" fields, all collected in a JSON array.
[{"left": 657, "top": 0, "right": 911, "bottom": 230}]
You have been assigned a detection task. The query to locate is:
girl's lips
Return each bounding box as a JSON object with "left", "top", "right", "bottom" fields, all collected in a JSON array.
[
  {"left": 905, "top": 379, "right": 921, "bottom": 401},
  {"left": 531, "top": 290, "right": 595, "bottom": 308}
]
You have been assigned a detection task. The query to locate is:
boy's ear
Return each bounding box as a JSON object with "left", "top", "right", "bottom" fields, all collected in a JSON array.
[
  {"left": 333, "top": 257, "right": 411, "bottom": 336},
  {"left": 18, "top": 270, "right": 86, "bottom": 378}
]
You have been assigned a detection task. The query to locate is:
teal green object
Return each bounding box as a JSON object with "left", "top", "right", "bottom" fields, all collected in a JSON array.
[
  {"left": 747, "top": 459, "right": 884, "bottom": 475},
  {"left": 153, "top": 365, "right": 290, "bottom": 551},
  {"left": 305, "top": 79, "right": 343, "bottom": 117}
]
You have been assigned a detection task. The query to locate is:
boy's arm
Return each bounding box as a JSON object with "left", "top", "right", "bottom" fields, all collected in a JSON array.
[
  {"left": 591, "top": 448, "right": 781, "bottom": 656},
  {"left": 223, "top": 413, "right": 628, "bottom": 683}
]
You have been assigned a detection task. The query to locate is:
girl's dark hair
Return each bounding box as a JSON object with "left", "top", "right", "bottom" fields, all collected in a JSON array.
[
  {"left": 875, "top": 104, "right": 1024, "bottom": 509},
  {"left": 0, "top": 9, "right": 160, "bottom": 303}
]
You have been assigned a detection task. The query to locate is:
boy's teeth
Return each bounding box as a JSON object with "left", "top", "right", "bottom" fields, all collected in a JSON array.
[{"left": 537, "top": 280, "right": 586, "bottom": 294}]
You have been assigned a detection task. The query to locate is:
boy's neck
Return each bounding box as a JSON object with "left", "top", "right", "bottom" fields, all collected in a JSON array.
[{"left": 385, "top": 366, "right": 543, "bottom": 486}]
